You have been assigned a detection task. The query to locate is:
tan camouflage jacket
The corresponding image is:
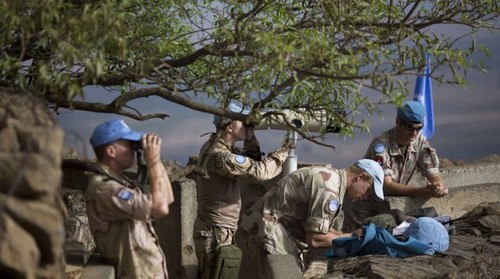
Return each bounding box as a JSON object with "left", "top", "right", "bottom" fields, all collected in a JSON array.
[
  {"left": 239, "top": 166, "right": 347, "bottom": 252},
  {"left": 364, "top": 127, "right": 440, "bottom": 184},
  {"left": 85, "top": 163, "right": 168, "bottom": 279},
  {"left": 196, "top": 134, "right": 289, "bottom": 230}
]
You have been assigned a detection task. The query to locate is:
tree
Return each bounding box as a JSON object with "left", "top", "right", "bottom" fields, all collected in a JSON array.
[{"left": 1, "top": 0, "right": 499, "bottom": 145}]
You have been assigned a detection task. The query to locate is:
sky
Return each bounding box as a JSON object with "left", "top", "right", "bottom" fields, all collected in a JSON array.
[{"left": 57, "top": 26, "right": 500, "bottom": 169}]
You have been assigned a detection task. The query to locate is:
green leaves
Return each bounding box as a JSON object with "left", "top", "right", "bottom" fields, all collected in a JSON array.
[{"left": 1, "top": 0, "right": 498, "bottom": 139}]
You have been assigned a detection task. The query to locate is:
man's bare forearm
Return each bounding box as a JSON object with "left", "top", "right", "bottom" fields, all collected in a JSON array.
[
  {"left": 143, "top": 134, "right": 174, "bottom": 218},
  {"left": 306, "top": 229, "right": 354, "bottom": 248},
  {"left": 384, "top": 179, "right": 445, "bottom": 198},
  {"left": 384, "top": 181, "right": 424, "bottom": 197},
  {"left": 148, "top": 160, "right": 174, "bottom": 212}
]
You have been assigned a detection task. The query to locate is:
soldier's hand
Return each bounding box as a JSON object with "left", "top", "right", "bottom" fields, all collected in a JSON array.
[
  {"left": 424, "top": 182, "right": 448, "bottom": 198},
  {"left": 349, "top": 227, "right": 364, "bottom": 239},
  {"left": 142, "top": 133, "right": 162, "bottom": 165},
  {"left": 428, "top": 181, "right": 448, "bottom": 198}
]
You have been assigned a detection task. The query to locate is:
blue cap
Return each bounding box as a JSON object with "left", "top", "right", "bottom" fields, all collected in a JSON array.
[
  {"left": 403, "top": 217, "right": 449, "bottom": 255},
  {"left": 90, "top": 119, "right": 143, "bottom": 147},
  {"left": 213, "top": 102, "right": 250, "bottom": 127},
  {"left": 355, "top": 159, "right": 384, "bottom": 201},
  {"left": 397, "top": 100, "right": 426, "bottom": 123}
]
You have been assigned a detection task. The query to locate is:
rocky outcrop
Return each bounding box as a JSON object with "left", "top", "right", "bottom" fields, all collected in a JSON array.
[{"left": 0, "top": 88, "right": 66, "bottom": 279}]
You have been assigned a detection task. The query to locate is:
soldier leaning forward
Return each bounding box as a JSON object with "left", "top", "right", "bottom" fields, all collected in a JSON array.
[{"left": 235, "top": 159, "right": 385, "bottom": 279}]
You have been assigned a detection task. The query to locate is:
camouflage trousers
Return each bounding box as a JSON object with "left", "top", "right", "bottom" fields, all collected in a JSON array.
[
  {"left": 235, "top": 210, "right": 302, "bottom": 279},
  {"left": 193, "top": 216, "right": 235, "bottom": 279}
]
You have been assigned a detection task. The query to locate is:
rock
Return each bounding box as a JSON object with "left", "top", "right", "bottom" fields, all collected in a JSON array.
[
  {"left": 0, "top": 153, "right": 62, "bottom": 197},
  {"left": 0, "top": 213, "right": 40, "bottom": 279},
  {"left": 0, "top": 88, "right": 66, "bottom": 278}
]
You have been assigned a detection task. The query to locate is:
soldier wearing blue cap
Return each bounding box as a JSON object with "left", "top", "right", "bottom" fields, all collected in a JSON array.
[
  {"left": 85, "top": 119, "right": 174, "bottom": 278},
  {"left": 193, "top": 102, "right": 293, "bottom": 279},
  {"left": 236, "top": 159, "right": 385, "bottom": 279},
  {"left": 364, "top": 100, "right": 447, "bottom": 198}
]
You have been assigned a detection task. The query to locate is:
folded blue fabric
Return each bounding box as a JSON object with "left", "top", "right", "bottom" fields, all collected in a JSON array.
[{"left": 328, "top": 223, "right": 429, "bottom": 258}]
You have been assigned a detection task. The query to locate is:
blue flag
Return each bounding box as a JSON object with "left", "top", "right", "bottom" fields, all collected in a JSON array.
[{"left": 413, "top": 53, "right": 434, "bottom": 139}]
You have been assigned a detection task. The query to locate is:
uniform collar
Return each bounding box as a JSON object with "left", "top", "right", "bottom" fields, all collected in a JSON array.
[
  {"left": 94, "top": 163, "right": 132, "bottom": 187},
  {"left": 387, "top": 128, "right": 419, "bottom": 156},
  {"left": 210, "top": 133, "right": 232, "bottom": 150}
]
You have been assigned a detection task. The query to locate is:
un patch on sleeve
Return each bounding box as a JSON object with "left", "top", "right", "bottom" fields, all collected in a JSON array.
[
  {"left": 117, "top": 188, "right": 133, "bottom": 201},
  {"left": 234, "top": 155, "right": 247, "bottom": 164},
  {"left": 374, "top": 142, "right": 386, "bottom": 154},
  {"left": 328, "top": 199, "right": 340, "bottom": 212}
]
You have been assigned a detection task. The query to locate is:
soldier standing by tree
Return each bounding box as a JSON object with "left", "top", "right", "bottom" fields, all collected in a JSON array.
[
  {"left": 85, "top": 119, "right": 174, "bottom": 278},
  {"left": 193, "top": 103, "right": 292, "bottom": 278}
]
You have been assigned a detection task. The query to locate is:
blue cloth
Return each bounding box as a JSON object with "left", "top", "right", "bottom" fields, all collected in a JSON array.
[
  {"left": 328, "top": 223, "right": 431, "bottom": 258},
  {"left": 413, "top": 52, "right": 435, "bottom": 139},
  {"left": 403, "top": 217, "right": 449, "bottom": 255},
  {"left": 90, "top": 119, "right": 143, "bottom": 147}
]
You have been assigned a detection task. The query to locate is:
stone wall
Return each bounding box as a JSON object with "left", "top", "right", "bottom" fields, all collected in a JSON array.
[{"left": 0, "top": 88, "right": 66, "bottom": 279}]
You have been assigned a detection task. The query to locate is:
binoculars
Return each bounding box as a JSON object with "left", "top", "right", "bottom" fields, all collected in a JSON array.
[
  {"left": 252, "top": 109, "right": 343, "bottom": 134},
  {"left": 130, "top": 141, "right": 143, "bottom": 150}
]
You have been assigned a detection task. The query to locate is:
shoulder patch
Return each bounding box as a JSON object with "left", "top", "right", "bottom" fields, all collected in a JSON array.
[
  {"left": 328, "top": 199, "right": 340, "bottom": 212},
  {"left": 234, "top": 155, "right": 247, "bottom": 164},
  {"left": 117, "top": 188, "right": 133, "bottom": 201},
  {"left": 374, "top": 142, "right": 386, "bottom": 154}
]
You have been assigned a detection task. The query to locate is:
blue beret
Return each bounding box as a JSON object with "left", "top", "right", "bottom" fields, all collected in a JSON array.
[{"left": 397, "top": 100, "right": 426, "bottom": 123}]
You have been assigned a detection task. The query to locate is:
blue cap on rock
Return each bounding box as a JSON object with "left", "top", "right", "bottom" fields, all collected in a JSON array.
[
  {"left": 213, "top": 102, "right": 250, "bottom": 127},
  {"left": 355, "top": 159, "right": 385, "bottom": 201},
  {"left": 403, "top": 217, "right": 449, "bottom": 255},
  {"left": 90, "top": 119, "right": 143, "bottom": 147},
  {"left": 397, "top": 100, "right": 426, "bottom": 123}
]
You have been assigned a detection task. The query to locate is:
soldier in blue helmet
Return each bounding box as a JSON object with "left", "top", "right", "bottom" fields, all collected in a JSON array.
[
  {"left": 85, "top": 119, "right": 174, "bottom": 278},
  {"left": 193, "top": 102, "right": 292, "bottom": 279},
  {"left": 364, "top": 100, "right": 448, "bottom": 198}
]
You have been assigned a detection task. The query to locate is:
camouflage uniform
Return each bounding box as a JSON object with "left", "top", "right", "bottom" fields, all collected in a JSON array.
[
  {"left": 194, "top": 134, "right": 289, "bottom": 279},
  {"left": 364, "top": 128, "right": 440, "bottom": 184},
  {"left": 235, "top": 166, "right": 347, "bottom": 279},
  {"left": 85, "top": 164, "right": 168, "bottom": 279}
]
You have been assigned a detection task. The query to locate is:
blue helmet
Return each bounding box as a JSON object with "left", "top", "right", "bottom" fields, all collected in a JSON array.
[
  {"left": 213, "top": 102, "right": 250, "bottom": 127},
  {"left": 90, "top": 119, "right": 143, "bottom": 147}
]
